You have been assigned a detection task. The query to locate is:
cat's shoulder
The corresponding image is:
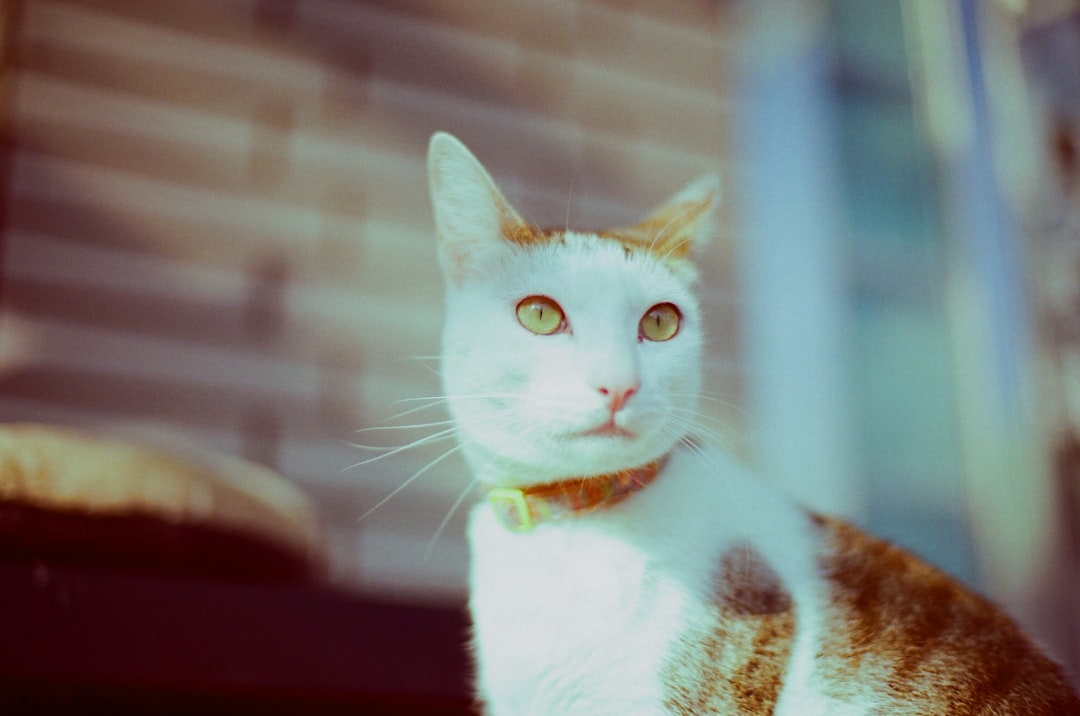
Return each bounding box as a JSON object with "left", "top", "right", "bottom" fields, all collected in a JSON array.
[{"left": 801, "top": 514, "right": 1080, "bottom": 713}]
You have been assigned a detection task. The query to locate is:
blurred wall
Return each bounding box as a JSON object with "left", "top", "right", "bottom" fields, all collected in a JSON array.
[{"left": 0, "top": 0, "right": 736, "bottom": 603}]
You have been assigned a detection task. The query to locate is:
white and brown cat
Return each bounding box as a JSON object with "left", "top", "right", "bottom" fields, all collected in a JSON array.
[{"left": 425, "top": 131, "right": 1080, "bottom": 715}]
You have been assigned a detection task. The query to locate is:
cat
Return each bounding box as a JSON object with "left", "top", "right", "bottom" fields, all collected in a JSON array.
[{"left": 424, "top": 131, "right": 1080, "bottom": 715}]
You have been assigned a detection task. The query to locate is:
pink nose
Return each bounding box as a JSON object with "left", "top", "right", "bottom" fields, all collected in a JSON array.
[{"left": 597, "top": 384, "right": 638, "bottom": 413}]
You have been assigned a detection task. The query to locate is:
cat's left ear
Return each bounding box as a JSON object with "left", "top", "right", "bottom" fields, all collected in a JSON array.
[
  {"left": 630, "top": 174, "right": 721, "bottom": 260},
  {"left": 427, "top": 132, "right": 525, "bottom": 287}
]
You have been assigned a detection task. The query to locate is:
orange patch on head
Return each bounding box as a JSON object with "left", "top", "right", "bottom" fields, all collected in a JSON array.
[
  {"left": 500, "top": 219, "right": 551, "bottom": 247},
  {"left": 492, "top": 187, "right": 539, "bottom": 247},
  {"left": 621, "top": 196, "right": 713, "bottom": 261},
  {"left": 493, "top": 178, "right": 714, "bottom": 275},
  {"left": 493, "top": 190, "right": 561, "bottom": 249},
  {"left": 589, "top": 194, "right": 713, "bottom": 274}
]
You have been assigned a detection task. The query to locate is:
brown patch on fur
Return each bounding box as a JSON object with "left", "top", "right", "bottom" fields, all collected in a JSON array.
[
  {"left": 664, "top": 545, "right": 796, "bottom": 715},
  {"left": 588, "top": 195, "right": 712, "bottom": 274},
  {"left": 496, "top": 192, "right": 545, "bottom": 247},
  {"left": 620, "top": 195, "right": 712, "bottom": 261},
  {"left": 814, "top": 515, "right": 1080, "bottom": 713},
  {"left": 594, "top": 227, "right": 695, "bottom": 273},
  {"left": 500, "top": 219, "right": 547, "bottom": 247},
  {"left": 495, "top": 193, "right": 709, "bottom": 272}
]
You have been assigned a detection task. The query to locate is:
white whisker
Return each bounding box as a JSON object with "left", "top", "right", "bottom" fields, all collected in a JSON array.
[
  {"left": 657, "top": 236, "right": 693, "bottom": 263},
  {"left": 424, "top": 476, "right": 482, "bottom": 561},
  {"left": 647, "top": 212, "right": 684, "bottom": 253},
  {"left": 355, "top": 418, "right": 456, "bottom": 434},
  {"left": 343, "top": 426, "right": 459, "bottom": 467},
  {"left": 375, "top": 397, "right": 451, "bottom": 423},
  {"left": 355, "top": 440, "right": 469, "bottom": 523}
]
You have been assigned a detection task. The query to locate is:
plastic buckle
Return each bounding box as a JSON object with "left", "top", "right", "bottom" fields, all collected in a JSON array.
[{"left": 487, "top": 488, "right": 534, "bottom": 532}]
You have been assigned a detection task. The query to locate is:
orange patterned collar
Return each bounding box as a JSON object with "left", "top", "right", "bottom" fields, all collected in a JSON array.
[{"left": 486, "top": 454, "right": 669, "bottom": 532}]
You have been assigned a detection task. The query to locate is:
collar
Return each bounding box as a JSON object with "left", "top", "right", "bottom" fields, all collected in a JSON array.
[{"left": 486, "top": 454, "right": 668, "bottom": 532}]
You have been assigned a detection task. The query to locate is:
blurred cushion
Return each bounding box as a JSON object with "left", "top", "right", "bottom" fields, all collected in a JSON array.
[{"left": 0, "top": 423, "right": 321, "bottom": 581}]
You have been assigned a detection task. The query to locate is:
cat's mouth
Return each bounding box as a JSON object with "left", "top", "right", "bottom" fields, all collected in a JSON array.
[{"left": 578, "top": 419, "right": 636, "bottom": 440}]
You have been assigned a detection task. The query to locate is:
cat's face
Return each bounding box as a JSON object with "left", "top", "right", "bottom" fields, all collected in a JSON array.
[{"left": 428, "top": 133, "right": 719, "bottom": 485}]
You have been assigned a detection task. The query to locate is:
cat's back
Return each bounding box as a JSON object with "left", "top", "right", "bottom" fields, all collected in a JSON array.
[
  {"left": 668, "top": 506, "right": 1079, "bottom": 715},
  {"left": 799, "top": 515, "right": 1079, "bottom": 714}
]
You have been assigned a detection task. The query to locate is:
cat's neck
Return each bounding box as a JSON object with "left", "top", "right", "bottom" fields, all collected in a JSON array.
[{"left": 483, "top": 454, "right": 669, "bottom": 532}]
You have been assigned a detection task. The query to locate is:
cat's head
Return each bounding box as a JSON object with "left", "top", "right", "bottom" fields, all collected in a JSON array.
[{"left": 427, "top": 132, "right": 719, "bottom": 486}]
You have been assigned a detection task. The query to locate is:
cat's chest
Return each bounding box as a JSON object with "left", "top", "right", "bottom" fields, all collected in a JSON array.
[
  {"left": 464, "top": 450, "right": 826, "bottom": 715},
  {"left": 467, "top": 506, "right": 704, "bottom": 714}
]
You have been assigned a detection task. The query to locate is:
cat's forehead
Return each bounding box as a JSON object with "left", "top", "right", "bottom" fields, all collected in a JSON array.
[
  {"left": 505, "top": 226, "right": 699, "bottom": 282},
  {"left": 503, "top": 232, "right": 700, "bottom": 311}
]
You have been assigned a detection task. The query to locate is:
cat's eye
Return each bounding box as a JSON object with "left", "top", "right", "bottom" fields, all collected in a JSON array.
[
  {"left": 640, "top": 303, "right": 680, "bottom": 342},
  {"left": 516, "top": 295, "right": 565, "bottom": 335}
]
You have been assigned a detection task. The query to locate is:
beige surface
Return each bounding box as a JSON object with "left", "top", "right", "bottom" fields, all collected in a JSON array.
[{"left": 0, "top": 423, "right": 321, "bottom": 561}]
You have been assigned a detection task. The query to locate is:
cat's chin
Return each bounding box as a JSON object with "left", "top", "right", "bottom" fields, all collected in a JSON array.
[
  {"left": 556, "top": 418, "right": 675, "bottom": 470},
  {"left": 535, "top": 436, "right": 672, "bottom": 481},
  {"left": 456, "top": 407, "right": 679, "bottom": 484},
  {"left": 576, "top": 422, "right": 637, "bottom": 440}
]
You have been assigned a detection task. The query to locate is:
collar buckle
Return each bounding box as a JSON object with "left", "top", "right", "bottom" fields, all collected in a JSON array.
[{"left": 487, "top": 487, "right": 535, "bottom": 532}]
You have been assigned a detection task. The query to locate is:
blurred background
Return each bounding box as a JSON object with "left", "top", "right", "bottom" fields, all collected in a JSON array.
[{"left": 0, "top": 0, "right": 1077, "bottom": 710}]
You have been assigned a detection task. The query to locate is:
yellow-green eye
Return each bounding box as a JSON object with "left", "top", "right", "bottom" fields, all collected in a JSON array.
[
  {"left": 640, "top": 303, "right": 680, "bottom": 342},
  {"left": 516, "top": 295, "right": 565, "bottom": 335}
]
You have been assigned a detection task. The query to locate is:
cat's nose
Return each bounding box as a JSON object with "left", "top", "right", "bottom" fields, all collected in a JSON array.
[{"left": 597, "top": 383, "right": 639, "bottom": 413}]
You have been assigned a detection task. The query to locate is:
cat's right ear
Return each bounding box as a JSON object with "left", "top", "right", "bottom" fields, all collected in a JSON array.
[{"left": 427, "top": 133, "right": 522, "bottom": 287}]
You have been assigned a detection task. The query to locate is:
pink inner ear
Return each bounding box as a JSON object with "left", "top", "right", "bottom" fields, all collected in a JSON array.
[
  {"left": 439, "top": 238, "right": 516, "bottom": 288},
  {"left": 438, "top": 244, "right": 472, "bottom": 288}
]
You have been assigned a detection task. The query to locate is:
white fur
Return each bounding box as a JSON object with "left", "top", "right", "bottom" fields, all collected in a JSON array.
[{"left": 468, "top": 446, "right": 851, "bottom": 715}]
